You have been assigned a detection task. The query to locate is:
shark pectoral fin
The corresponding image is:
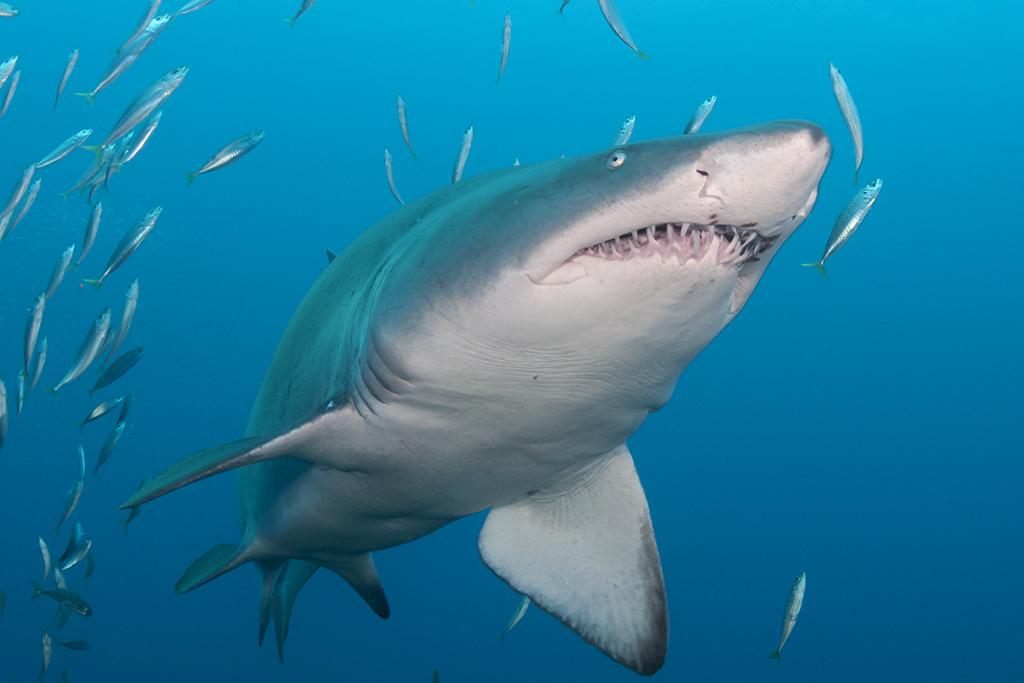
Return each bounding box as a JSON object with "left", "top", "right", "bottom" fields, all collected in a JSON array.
[
  {"left": 321, "top": 553, "right": 391, "bottom": 620},
  {"left": 175, "top": 544, "right": 247, "bottom": 594},
  {"left": 119, "top": 409, "right": 367, "bottom": 510},
  {"left": 478, "top": 444, "right": 667, "bottom": 676},
  {"left": 272, "top": 560, "right": 318, "bottom": 662}
]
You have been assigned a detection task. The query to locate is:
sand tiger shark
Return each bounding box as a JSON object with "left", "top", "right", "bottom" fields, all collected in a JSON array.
[{"left": 123, "top": 120, "right": 830, "bottom": 675}]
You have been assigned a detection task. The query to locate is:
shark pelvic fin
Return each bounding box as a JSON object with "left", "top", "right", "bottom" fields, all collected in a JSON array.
[
  {"left": 478, "top": 444, "right": 667, "bottom": 676},
  {"left": 272, "top": 560, "right": 318, "bottom": 662},
  {"left": 175, "top": 544, "right": 247, "bottom": 594},
  {"left": 321, "top": 553, "right": 391, "bottom": 620}
]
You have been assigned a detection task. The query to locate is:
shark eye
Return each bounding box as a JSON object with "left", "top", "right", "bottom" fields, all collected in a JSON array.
[{"left": 606, "top": 150, "right": 627, "bottom": 169}]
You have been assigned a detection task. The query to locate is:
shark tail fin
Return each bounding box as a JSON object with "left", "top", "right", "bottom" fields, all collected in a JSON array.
[
  {"left": 271, "top": 560, "right": 318, "bottom": 661},
  {"left": 800, "top": 262, "right": 828, "bottom": 279},
  {"left": 175, "top": 544, "right": 247, "bottom": 594},
  {"left": 769, "top": 650, "right": 781, "bottom": 666},
  {"left": 257, "top": 560, "right": 286, "bottom": 647},
  {"left": 74, "top": 92, "right": 95, "bottom": 107}
]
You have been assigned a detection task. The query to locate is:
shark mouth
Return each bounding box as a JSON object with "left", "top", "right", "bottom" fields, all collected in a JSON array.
[{"left": 570, "top": 222, "right": 777, "bottom": 268}]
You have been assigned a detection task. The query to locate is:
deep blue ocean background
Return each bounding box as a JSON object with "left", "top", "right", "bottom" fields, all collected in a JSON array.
[{"left": 1, "top": 1, "right": 1020, "bottom": 681}]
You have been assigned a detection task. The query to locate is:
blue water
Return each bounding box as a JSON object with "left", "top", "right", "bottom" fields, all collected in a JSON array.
[{"left": 1, "top": 1, "right": 1020, "bottom": 681}]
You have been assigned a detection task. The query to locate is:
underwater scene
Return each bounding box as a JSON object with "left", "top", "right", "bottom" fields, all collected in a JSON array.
[{"left": 0, "top": 0, "right": 1020, "bottom": 681}]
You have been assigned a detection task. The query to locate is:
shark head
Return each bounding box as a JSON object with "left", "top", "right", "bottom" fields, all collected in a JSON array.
[{"left": 380, "top": 121, "right": 831, "bottom": 425}]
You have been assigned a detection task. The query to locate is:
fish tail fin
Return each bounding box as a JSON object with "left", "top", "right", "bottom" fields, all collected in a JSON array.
[
  {"left": 271, "top": 560, "right": 318, "bottom": 662},
  {"left": 769, "top": 650, "right": 781, "bottom": 666},
  {"left": 81, "top": 145, "right": 104, "bottom": 165},
  {"left": 185, "top": 171, "right": 197, "bottom": 187},
  {"left": 31, "top": 582, "right": 43, "bottom": 601},
  {"left": 81, "top": 278, "right": 102, "bottom": 289},
  {"left": 283, "top": 17, "right": 296, "bottom": 28},
  {"left": 800, "top": 262, "right": 828, "bottom": 279},
  {"left": 175, "top": 544, "right": 247, "bottom": 594},
  {"left": 637, "top": 50, "right": 652, "bottom": 61},
  {"left": 74, "top": 92, "right": 95, "bottom": 107},
  {"left": 853, "top": 166, "right": 861, "bottom": 184}
]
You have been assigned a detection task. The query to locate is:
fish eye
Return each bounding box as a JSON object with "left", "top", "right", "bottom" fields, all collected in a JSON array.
[{"left": 606, "top": 150, "right": 627, "bottom": 169}]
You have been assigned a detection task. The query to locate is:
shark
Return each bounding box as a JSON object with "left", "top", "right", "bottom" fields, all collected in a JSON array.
[{"left": 123, "top": 120, "right": 831, "bottom": 675}]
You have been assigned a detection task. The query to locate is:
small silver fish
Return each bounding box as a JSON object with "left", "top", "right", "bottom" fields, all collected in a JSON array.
[
  {"left": 501, "top": 595, "right": 531, "bottom": 639},
  {"left": 384, "top": 148, "right": 404, "bottom": 205},
  {"left": 187, "top": 131, "right": 264, "bottom": 185},
  {"left": 829, "top": 63, "right": 864, "bottom": 181},
  {"left": 0, "top": 68, "right": 20, "bottom": 117},
  {"left": 45, "top": 245, "right": 76, "bottom": 301},
  {"left": 54, "top": 49, "right": 79, "bottom": 109},
  {"left": 81, "top": 397, "right": 125, "bottom": 427},
  {"left": 31, "top": 584, "right": 91, "bottom": 616},
  {"left": 28, "top": 338, "right": 47, "bottom": 392},
  {"left": 118, "top": 393, "right": 135, "bottom": 423},
  {"left": 286, "top": 0, "right": 316, "bottom": 27},
  {"left": 24, "top": 293, "right": 45, "bottom": 374},
  {"left": 80, "top": 16, "right": 170, "bottom": 107},
  {"left": 94, "top": 420, "right": 126, "bottom": 474},
  {"left": 100, "top": 66, "right": 187, "bottom": 147},
  {"left": 613, "top": 115, "right": 635, "bottom": 146},
  {"left": 597, "top": 0, "right": 648, "bottom": 59},
  {"left": 15, "top": 371, "right": 24, "bottom": 417},
  {"left": 42, "top": 632, "right": 52, "bottom": 679},
  {"left": 38, "top": 129, "right": 93, "bottom": 169},
  {"left": 0, "top": 378, "right": 6, "bottom": 450},
  {"left": 1, "top": 163, "right": 36, "bottom": 219},
  {"left": 107, "top": 279, "right": 139, "bottom": 360},
  {"left": 396, "top": 94, "right": 416, "bottom": 158},
  {"left": 802, "top": 178, "right": 883, "bottom": 276},
  {"left": 0, "top": 55, "right": 17, "bottom": 89},
  {"left": 496, "top": 13, "right": 511, "bottom": 83},
  {"left": 10, "top": 177, "right": 40, "bottom": 231},
  {"left": 78, "top": 203, "right": 103, "bottom": 267},
  {"left": 118, "top": 111, "right": 161, "bottom": 166},
  {"left": 120, "top": 0, "right": 162, "bottom": 53},
  {"left": 52, "top": 309, "right": 112, "bottom": 393},
  {"left": 770, "top": 572, "right": 806, "bottom": 662},
  {"left": 83, "top": 207, "right": 162, "bottom": 288},
  {"left": 0, "top": 3, "right": 17, "bottom": 17},
  {"left": 59, "top": 538, "right": 92, "bottom": 572},
  {"left": 91, "top": 347, "right": 143, "bottom": 394},
  {"left": 175, "top": 0, "right": 216, "bottom": 17},
  {"left": 57, "top": 477, "right": 84, "bottom": 532},
  {"left": 452, "top": 125, "right": 474, "bottom": 184},
  {"left": 684, "top": 95, "right": 716, "bottom": 135},
  {"left": 39, "top": 536, "right": 52, "bottom": 580}
]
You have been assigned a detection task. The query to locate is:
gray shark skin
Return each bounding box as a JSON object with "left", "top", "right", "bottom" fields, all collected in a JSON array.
[{"left": 125, "top": 121, "right": 830, "bottom": 674}]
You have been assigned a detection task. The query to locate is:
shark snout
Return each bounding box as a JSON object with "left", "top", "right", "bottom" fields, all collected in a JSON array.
[{"left": 695, "top": 120, "right": 831, "bottom": 235}]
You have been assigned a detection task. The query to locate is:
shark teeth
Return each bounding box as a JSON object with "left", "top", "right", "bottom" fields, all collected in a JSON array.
[{"left": 572, "top": 222, "right": 776, "bottom": 267}]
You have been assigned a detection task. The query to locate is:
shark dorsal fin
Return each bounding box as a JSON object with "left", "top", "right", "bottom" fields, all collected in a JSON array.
[{"left": 478, "top": 445, "right": 667, "bottom": 675}]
